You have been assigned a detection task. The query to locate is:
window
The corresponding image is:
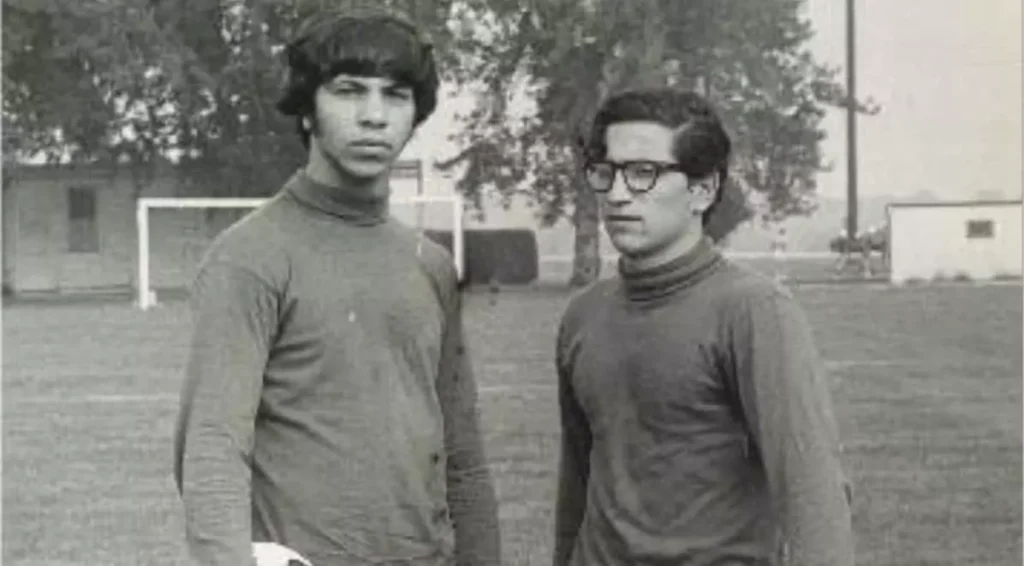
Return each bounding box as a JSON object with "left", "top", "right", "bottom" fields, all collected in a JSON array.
[
  {"left": 68, "top": 186, "right": 99, "bottom": 253},
  {"left": 966, "top": 219, "right": 995, "bottom": 239}
]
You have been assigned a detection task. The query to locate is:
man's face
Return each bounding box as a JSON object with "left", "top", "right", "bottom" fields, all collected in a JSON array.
[
  {"left": 311, "top": 73, "right": 416, "bottom": 180},
  {"left": 593, "top": 121, "right": 712, "bottom": 266}
]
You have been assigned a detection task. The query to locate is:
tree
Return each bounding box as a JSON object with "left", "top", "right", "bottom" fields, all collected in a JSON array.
[
  {"left": 4, "top": 0, "right": 878, "bottom": 288},
  {"left": 144, "top": 0, "right": 429, "bottom": 198},
  {"left": 3, "top": 0, "right": 461, "bottom": 200},
  {"left": 2, "top": 0, "right": 178, "bottom": 195},
  {"left": 439, "top": 0, "right": 878, "bottom": 286}
]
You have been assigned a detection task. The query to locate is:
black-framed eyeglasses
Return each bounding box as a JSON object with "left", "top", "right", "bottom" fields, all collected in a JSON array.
[{"left": 582, "top": 160, "right": 685, "bottom": 194}]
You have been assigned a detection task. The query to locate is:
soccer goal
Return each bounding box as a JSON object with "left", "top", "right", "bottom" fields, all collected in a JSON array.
[
  {"left": 135, "top": 194, "right": 465, "bottom": 310},
  {"left": 389, "top": 194, "right": 466, "bottom": 283}
]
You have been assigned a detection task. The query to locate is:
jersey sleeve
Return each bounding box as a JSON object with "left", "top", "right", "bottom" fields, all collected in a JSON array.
[
  {"left": 173, "top": 258, "right": 279, "bottom": 566},
  {"left": 421, "top": 241, "right": 502, "bottom": 566},
  {"left": 552, "top": 307, "right": 593, "bottom": 566},
  {"left": 727, "top": 286, "right": 855, "bottom": 566}
]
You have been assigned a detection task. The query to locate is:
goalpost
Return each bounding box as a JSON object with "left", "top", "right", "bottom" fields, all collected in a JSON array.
[{"left": 135, "top": 194, "right": 465, "bottom": 310}]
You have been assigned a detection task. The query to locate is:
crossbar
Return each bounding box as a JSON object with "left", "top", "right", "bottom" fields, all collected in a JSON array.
[{"left": 136, "top": 195, "right": 464, "bottom": 310}]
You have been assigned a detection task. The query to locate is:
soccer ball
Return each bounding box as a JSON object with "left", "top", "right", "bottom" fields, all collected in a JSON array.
[{"left": 252, "top": 542, "right": 313, "bottom": 566}]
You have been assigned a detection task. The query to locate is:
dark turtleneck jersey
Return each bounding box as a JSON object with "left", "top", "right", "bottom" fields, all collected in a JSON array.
[
  {"left": 173, "top": 170, "right": 501, "bottom": 566},
  {"left": 553, "top": 237, "right": 854, "bottom": 566}
]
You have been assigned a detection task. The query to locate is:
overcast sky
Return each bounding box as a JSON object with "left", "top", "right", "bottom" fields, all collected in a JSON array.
[
  {"left": 805, "top": 0, "right": 1022, "bottom": 201},
  {"left": 406, "top": 0, "right": 1023, "bottom": 203}
]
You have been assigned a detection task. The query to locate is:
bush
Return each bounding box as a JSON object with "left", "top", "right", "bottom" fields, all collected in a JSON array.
[{"left": 424, "top": 229, "right": 539, "bottom": 285}]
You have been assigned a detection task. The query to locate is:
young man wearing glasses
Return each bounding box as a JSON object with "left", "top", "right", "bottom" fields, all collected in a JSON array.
[{"left": 552, "top": 87, "right": 855, "bottom": 566}]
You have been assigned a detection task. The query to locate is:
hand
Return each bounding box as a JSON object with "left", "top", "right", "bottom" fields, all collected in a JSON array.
[{"left": 252, "top": 542, "right": 313, "bottom": 566}]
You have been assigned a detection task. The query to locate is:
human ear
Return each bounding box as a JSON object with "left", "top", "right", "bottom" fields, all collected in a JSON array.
[{"left": 689, "top": 174, "right": 719, "bottom": 215}]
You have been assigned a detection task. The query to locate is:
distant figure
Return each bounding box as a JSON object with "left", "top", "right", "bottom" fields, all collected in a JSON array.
[
  {"left": 488, "top": 275, "right": 501, "bottom": 305},
  {"left": 861, "top": 237, "right": 874, "bottom": 277},
  {"left": 771, "top": 225, "right": 788, "bottom": 282},
  {"left": 172, "top": 8, "right": 500, "bottom": 566},
  {"left": 553, "top": 87, "right": 855, "bottom": 566}
]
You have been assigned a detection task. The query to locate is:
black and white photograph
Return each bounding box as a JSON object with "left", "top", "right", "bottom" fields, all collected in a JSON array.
[{"left": 1, "top": 1, "right": 1021, "bottom": 565}]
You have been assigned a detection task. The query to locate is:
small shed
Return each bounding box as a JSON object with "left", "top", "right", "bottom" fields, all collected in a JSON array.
[{"left": 886, "top": 199, "right": 1022, "bottom": 283}]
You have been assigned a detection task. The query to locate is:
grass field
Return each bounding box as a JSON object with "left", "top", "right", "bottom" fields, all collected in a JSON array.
[{"left": 3, "top": 282, "right": 1022, "bottom": 565}]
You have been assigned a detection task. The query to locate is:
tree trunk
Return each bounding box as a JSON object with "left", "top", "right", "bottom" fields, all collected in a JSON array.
[
  {"left": 2, "top": 127, "right": 17, "bottom": 295},
  {"left": 1, "top": 171, "right": 13, "bottom": 296},
  {"left": 569, "top": 175, "right": 601, "bottom": 288},
  {"left": 566, "top": 50, "right": 619, "bottom": 290},
  {"left": 566, "top": 1, "right": 670, "bottom": 289}
]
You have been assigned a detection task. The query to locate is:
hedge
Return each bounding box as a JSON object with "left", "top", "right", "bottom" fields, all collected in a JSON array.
[{"left": 423, "top": 229, "right": 539, "bottom": 285}]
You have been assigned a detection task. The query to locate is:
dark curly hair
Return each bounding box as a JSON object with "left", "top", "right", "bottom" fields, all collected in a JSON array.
[
  {"left": 276, "top": 8, "right": 439, "bottom": 148},
  {"left": 583, "top": 87, "right": 751, "bottom": 241}
]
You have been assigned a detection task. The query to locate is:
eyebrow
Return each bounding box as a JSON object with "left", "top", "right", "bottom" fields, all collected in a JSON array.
[{"left": 325, "top": 75, "right": 412, "bottom": 90}]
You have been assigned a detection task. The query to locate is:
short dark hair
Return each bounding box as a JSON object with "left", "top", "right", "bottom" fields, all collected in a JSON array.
[
  {"left": 583, "top": 87, "right": 750, "bottom": 240},
  {"left": 276, "top": 8, "right": 439, "bottom": 147}
]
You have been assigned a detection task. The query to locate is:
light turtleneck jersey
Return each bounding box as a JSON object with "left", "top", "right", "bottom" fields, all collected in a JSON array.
[
  {"left": 173, "top": 170, "right": 501, "bottom": 566},
  {"left": 553, "top": 237, "right": 855, "bottom": 566}
]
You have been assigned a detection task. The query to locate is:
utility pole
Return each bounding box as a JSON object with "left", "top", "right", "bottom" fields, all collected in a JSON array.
[{"left": 845, "top": 0, "right": 858, "bottom": 246}]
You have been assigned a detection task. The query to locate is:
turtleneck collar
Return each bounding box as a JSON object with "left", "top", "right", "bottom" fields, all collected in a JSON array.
[
  {"left": 618, "top": 236, "right": 723, "bottom": 303},
  {"left": 284, "top": 169, "right": 389, "bottom": 226}
]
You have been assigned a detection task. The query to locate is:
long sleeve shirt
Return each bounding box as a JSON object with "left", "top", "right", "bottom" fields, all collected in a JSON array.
[
  {"left": 554, "top": 236, "right": 854, "bottom": 566},
  {"left": 172, "top": 170, "right": 501, "bottom": 566}
]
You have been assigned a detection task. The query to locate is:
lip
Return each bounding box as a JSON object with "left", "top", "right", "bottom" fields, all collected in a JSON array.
[
  {"left": 604, "top": 214, "right": 641, "bottom": 222},
  {"left": 350, "top": 140, "right": 393, "bottom": 150}
]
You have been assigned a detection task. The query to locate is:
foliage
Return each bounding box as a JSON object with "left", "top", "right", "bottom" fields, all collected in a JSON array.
[
  {"left": 2, "top": 0, "right": 879, "bottom": 286},
  {"left": 2, "top": 0, "right": 459, "bottom": 197},
  {"left": 439, "top": 0, "right": 878, "bottom": 284},
  {"left": 3, "top": 0, "right": 174, "bottom": 177}
]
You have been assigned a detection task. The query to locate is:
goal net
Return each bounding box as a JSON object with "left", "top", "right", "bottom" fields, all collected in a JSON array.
[{"left": 135, "top": 194, "right": 465, "bottom": 310}]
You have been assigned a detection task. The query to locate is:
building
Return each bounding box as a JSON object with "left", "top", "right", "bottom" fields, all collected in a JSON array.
[
  {"left": 3, "top": 161, "right": 181, "bottom": 295},
  {"left": 886, "top": 200, "right": 1023, "bottom": 284},
  {"left": 2, "top": 158, "right": 484, "bottom": 297}
]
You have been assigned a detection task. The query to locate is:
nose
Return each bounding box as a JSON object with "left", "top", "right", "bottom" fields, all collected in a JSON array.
[
  {"left": 605, "top": 170, "right": 631, "bottom": 204},
  {"left": 358, "top": 91, "right": 387, "bottom": 128}
]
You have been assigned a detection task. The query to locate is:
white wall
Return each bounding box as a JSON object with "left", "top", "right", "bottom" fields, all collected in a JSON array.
[
  {"left": 6, "top": 166, "right": 182, "bottom": 293},
  {"left": 888, "top": 202, "right": 1022, "bottom": 283}
]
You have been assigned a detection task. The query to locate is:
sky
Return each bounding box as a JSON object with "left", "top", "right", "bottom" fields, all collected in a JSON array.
[
  {"left": 803, "top": 0, "right": 1022, "bottom": 201},
  {"left": 403, "top": 0, "right": 1023, "bottom": 203}
]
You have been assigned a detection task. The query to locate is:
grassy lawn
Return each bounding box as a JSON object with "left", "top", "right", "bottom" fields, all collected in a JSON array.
[{"left": 3, "top": 283, "right": 1021, "bottom": 565}]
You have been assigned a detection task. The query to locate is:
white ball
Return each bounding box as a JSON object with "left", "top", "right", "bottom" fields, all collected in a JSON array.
[{"left": 252, "top": 542, "right": 313, "bottom": 566}]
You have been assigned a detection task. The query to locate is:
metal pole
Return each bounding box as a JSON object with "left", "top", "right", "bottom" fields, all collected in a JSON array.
[
  {"left": 414, "top": 159, "right": 425, "bottom": 231},
  {"left": 137, "top": 200, "right": 151, "bottom": 310},
  {"left": 845, "top": 0, "right": 858, "bottom": 245},
  {"left": 453, "top": 195, "right": 465, "bottom": 282}
]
